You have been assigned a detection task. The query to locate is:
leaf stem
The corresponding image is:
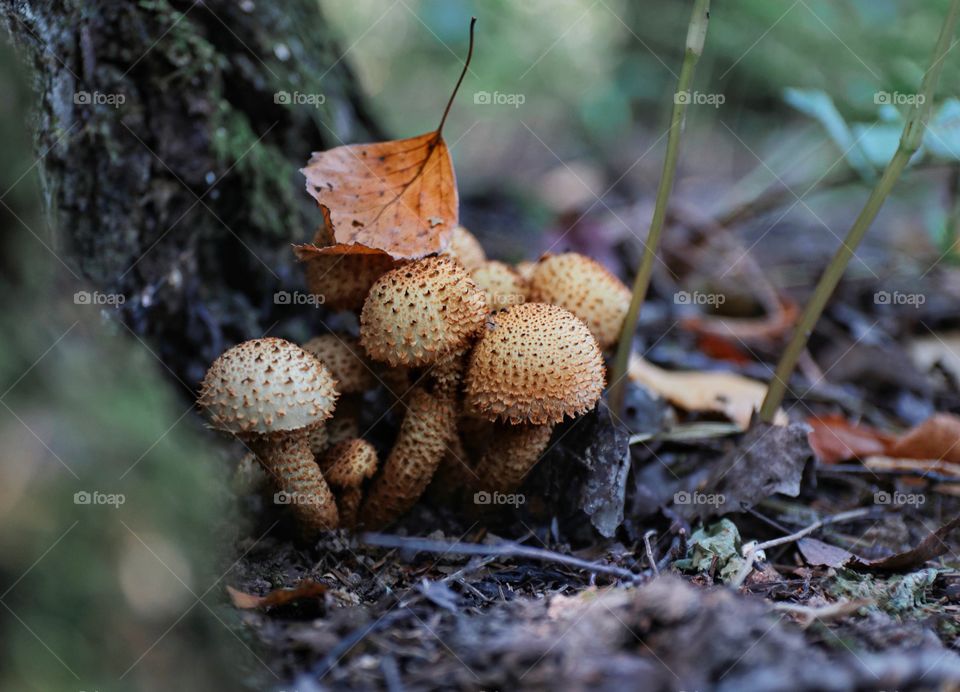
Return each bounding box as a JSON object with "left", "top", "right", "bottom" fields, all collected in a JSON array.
[
  {"left": 437, "top": 16, "right": 477, "bottom": 135},
  {"left": 758, "top": 0, "right": 960, "bottom": 422},
  {"left": 608, "top": 0, "right": 711, "bottom": 414}
]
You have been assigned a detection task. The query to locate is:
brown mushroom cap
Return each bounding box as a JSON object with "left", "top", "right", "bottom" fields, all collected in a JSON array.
[
  {"left": 527, "top": 253, "right": 631, "bottom": 349},
  {"left": 442, "top": 225, "right": 486, "bottom": 271},
  {"left": 514, "top": 261, "right": 537, "bottom": 282},
  {"left": 302, "top": 249, "right": 397, "bottom": 312},
  {"left": 198, "top": 337, "right": 339, "bottom": 436},
  {"left": 301, "top": 335, "right": 376, "bottom": 394},
  {"left": 464, "top": 303, "right": 605, "bottom": 425},
  {"left": 470, "top": 260, "right": 528, "bottom": 312},
  {"left": 360, "top": 256, "right": 487, "bottom": 368}
]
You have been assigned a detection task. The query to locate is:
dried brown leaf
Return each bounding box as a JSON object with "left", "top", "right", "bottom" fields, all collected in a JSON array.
[
  {"left": 301, "top": 131, "right": 457, "bottom": 259},
  {"left": 227, "top": 580, "right": 327, "bottom": 609}
]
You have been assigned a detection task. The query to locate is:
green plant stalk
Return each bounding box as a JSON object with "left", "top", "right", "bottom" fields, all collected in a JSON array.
[
  {"left": 609, "top": 0, "right": 711, "bottom": 414},
  {"left": 759, "top": 0, "right": 960, "bottom": 423}
]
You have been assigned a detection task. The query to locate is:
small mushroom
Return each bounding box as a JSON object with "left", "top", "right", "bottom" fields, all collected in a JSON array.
[
  {"left": 198, "top": 338, "right": 340, "bottom": 535},
  {"left": 302, "top": 334, "right": 376, "bottom": 454},
  {"left": 358, "top": 256, "right": 486, "bottom": 527},
  {"left": 527, "top": 253, "right": 631, "bottom": 349},
  {"left": 441, "top": 225, "right": 486, "bottom": 271},
  {"left": 464, "top": 303, "right": 605, "bottom": 491},
  {"left": 320, "top": 438, "right": 379, "bottom": 529},
  {"left": 360, "top": 387, "right": 457, "bottom": 529},
  {"left": 470, "top": 260, "right": 528, "bottom": 312},
  {"left": 359, "top": 255, "right": 487, "bottom": 368}
]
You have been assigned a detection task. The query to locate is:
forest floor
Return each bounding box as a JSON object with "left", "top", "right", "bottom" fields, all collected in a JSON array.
[{"left": 222, "top": 197, "right": 960, "bottom": 691}]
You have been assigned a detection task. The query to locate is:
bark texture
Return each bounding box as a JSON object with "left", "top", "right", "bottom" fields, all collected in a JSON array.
[{"left": 1, "top": 0, "right": 383, "bottom": 385}]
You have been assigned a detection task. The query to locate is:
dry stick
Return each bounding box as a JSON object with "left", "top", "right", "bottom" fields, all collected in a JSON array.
[
  {"left": 759, "top": 0, "right": 960, "bottom": 422},
  {"left": 729, "top": 507, "right": 872, "bottom": 587},
  {"left": 608, "top": 0, "right": 711, "bottom": 414},
  {"left": 361, "top": 533, "right": 644, "bottom": 582}
]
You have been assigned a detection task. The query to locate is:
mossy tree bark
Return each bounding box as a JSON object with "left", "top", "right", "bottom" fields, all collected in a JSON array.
[{"left": 1, "top": 0, "right": 383, "bottom": 385}]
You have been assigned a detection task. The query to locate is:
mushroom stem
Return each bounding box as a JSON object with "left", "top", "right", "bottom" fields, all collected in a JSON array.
[
  {"left": 248, "top": 431, "right": 340, "bottom": 535},
  {"left": 471, "top": 423, "right": 554, "bottom": 492},
  {"left": 360, "top": 388, "right": 457, "bottom": 529}
]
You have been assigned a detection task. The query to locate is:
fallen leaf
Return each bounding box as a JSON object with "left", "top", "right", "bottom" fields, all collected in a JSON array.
[
  {"left": 299, "top": 19, "right": 477, "bottom": 260},
  {"left": 805, "top": 413, "right": 894, "bottom": 464},
  {"left": 531, "top": 402, "right": 631, "bottom": 538},
  {"left": 681, "top": 296, "right": 798, "bottom": 343},
  {"left": 628, "top": 355, "right": 787, "bottom": 430},
  {"left": 679, "top": 420, "right": 812, "bottom": 521},
  {"left": 301, "top": 132, "right": 457, "bottom": 259},
  {"left": 887, "top": 413, "right": 960, "bottom": 463},
  {"left": 863, "top": 455, "right": 960, "bottom": 478},
  {"left": 227, "top": 580, "right": 327, "bottom": 609},
  {"left": 845, "top": 516, "right": 960, "bottom": 572},
  {"left": 797, "top": 537, "right": 855, "bottom": 568}
]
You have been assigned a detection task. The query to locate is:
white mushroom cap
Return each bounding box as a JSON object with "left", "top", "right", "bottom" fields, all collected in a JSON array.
[{"left": 198, "top": 337, "right": 339, "bottom": 436}]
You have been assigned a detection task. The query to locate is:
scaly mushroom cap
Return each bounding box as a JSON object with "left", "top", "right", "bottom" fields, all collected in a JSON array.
[
  {"left": 470, "top": 260, "right": 528, "bottom": 312},
  {"left": 515, "top": 261, "right": 536, "bottom": 282},
  {"left": 360, "top": 256, "right": 488, "bottom": 368},
  {"left": 323, "top": 438, "right": 379, "bottom": 487},
  {"left": 303, "top": 251, "right": 397, "bottom": 312},
  {"left": 198, "top": 337, "right": 339, "bottom": 436},
  {"left": 442, "top": 225, "right": 486, "bottom": 271},
  {"left": 302, "top": 335, "right": 376, "bottom": 394},
  {"left": 527, "top": 253, "right": 631, "bottom": 349},
  {"left": 464, "top": 303, "right": 605, "bottom": 425}
]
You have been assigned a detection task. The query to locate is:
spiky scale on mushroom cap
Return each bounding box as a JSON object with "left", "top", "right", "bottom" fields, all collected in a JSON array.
[
  {"left": 470, "top": 260, "right": 528, "bottom": 312},
  {"left": 442, "top": 225, "right": 486, "bottom": 271},
  {"left": 527, "top": 253, "right": 631, "bottom": 349},
  {"left": 464, "top": 303, "right": 605, "bottom": 425},
  {"left": 360, "top": 256, "right": 488, "bottom": 368},
  {"left": 302, "top": 335, "right": 376, "bottom": 394},
  {"left": 198, "top": 337, "right": 339, "bottom": 436}
]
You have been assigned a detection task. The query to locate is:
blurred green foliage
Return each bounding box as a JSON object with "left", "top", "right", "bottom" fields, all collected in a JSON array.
[{"left": 324, "top": 0, "right": 960, "bottom": 187}]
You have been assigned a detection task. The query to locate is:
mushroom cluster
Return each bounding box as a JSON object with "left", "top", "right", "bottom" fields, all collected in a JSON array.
[{"left": 197, "top": 227, "right": 633, "bottom": 534}]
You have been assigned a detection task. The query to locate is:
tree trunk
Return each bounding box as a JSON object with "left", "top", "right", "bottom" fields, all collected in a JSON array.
[{"left": 1, "top": 0, "right": 384, "bottom": 385}]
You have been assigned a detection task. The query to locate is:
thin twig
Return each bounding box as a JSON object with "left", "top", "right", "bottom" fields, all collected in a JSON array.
[
  {"left": 643, "top": 530, "right": 660, "bottom": 576},
  {"left": 729, "top": 507, "right": 872, "bottom": 588},
  {"left": 360, "top": 533, "right": 644, "bottom": 582}
]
